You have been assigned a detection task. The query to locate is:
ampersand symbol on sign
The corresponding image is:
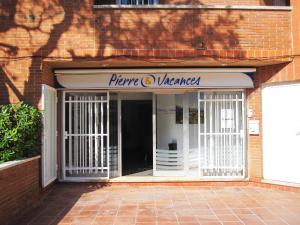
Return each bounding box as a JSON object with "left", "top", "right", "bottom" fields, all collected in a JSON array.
[{"left": 144, "top": 77, "right": 152, "bottom": 85}]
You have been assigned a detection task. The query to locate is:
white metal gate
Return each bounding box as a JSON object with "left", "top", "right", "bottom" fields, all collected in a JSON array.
[
  {"left": 198, "top": 91, "right": 246, "bottom": 177},
  {"left": 62, "top": 92, "right": 110, "bottom": 180}
]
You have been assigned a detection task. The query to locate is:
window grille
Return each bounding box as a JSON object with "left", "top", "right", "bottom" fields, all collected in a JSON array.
[
  {"left": 63, "top": 92, "right": 110, "bottom": 180},
  {"left": 94, "top": 0, "right": 158, "bottom": 5},
  {"left": 198, "top": 91, "right": 246, "bottom": 177}
]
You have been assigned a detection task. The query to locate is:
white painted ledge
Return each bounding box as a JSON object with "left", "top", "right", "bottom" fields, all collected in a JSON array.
[
  {"left": 262, "top": 179, "right": 300, "bottom": 188},
  {"left": 0, "top": 156, "right": 40, "bottom": 171},
  {"left": 93, "top": 4, "right": 292, "bottom": 11}
]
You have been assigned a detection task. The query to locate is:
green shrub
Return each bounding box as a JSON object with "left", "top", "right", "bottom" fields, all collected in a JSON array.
[{"left": 0, "top": 102, "right": 42, "bottom": 163}]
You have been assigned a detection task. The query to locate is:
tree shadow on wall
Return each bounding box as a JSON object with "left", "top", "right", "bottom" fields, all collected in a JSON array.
[
  {"left": 0, "top": 0, "right": 250, "bottom": 106},
  {"left": 93, "top": 8, "right": 243, "bottom": 55},
  {"left": 0, "top": 2, "right": 291, "bottom": 224},
  {"left": 0, "top": 0, "right": 85, "bottom": 105}
]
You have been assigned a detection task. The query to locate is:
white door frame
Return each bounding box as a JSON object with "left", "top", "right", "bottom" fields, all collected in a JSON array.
[
  {"left": 152, "top": 93, "right": 156, "bottom": 175},
  {"left": 117, "top": 94, "right": 122, "bottom": 177}
]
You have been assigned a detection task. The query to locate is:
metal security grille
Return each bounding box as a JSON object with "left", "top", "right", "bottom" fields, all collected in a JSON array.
[
  {"left": 63, "top": 92, "right": 110, "bottom": 180},
  {"left": 198, "top": 91, "right": 245, "bottom": 177},
  {"left": 118, "top": 0, "right": 157, "bottom": 5},
  {"left": 94, "top": 0, "right": 158, "bottom": 5}
]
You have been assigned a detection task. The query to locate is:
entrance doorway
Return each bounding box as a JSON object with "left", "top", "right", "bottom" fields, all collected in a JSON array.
[
  {"left": 121, "top": 100, "right": 153, "bottom": 176},
  {"left": 61, "top": 90, "right": 246, "bottom": 181}
]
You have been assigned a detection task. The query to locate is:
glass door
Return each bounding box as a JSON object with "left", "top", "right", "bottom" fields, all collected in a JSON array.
[{"left": 153, "top": 93, "right": 189, "bottom": 176}]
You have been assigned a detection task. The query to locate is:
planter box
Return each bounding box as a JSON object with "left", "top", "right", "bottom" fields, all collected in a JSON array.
[{"left": 0, "top": 156, "right": 41, "bottom": 225}]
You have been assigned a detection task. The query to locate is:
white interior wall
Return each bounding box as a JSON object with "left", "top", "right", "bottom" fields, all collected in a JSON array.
[
  {"left": 157, "top": 94, "right": 183, "bottom": 151},
  {"left": 156, "top": 93, "right": 199, "bottom": 153}
]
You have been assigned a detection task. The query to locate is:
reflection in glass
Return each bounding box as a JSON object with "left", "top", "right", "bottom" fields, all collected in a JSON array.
[{"left": 156, "top": 94, "right": 184, "bottom": 172}]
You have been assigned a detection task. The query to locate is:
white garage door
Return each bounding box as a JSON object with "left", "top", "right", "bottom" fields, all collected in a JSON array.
[{"left": 262, "top": 83, "right": 300, "bottom": 184}]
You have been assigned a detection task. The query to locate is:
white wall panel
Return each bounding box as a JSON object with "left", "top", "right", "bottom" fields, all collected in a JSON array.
[
  {"left": 41, "top": 85, "right": 57, "bottom": 188},
  {"left": 262, "top": 83, "right": 300, "bottom": 184}
]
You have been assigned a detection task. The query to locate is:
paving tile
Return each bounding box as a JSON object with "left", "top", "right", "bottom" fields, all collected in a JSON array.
[
  {"left": 251, "top": 207, "right": 280, "bottom": 221},
  {"left": 278, "top": 213, "right": 300, "bottom": 225},
  {"left": 93, "top": 216, "right": 115, "bottom": 223},
  {"left": 69, "top": 216, "right": 95, "bottom": 225},
  {"left": 156, "top": 215, "right": 178, "bottom": 222},
  {"left": 190, "top": 203, "right": 210, "bottom": 210},
  {"left": 136, "top": 216, "right": 156, "bottom": 222},
  {"left": 136, "top": 222, "right": 157, "bottom": 225},
  {"left": 58, "top": 216, "right": 75, "bottom": 224},
  {"left": 78, "top": 210, "right": 98, "bottom": 217},
  {"left": 179, "top": 222, "right": 200, "bottom": 225},
  {"left": 231, "top": 208, "right": 253, "bottom": 215},
  {"left": 221, "top": 222, "right": 244, "bottom": 225},
  {"left": 29, "top": 216, "right": 56, "bottom": 225},
  {"left": 212, "top": 209, "right": 233, "bottom": 215},
  {"left": 193, "top": 209, "right": 214, "bottom": 215},
  {"left": 157, "top": 222, "right": 179, "bottom": 225},
  {"left": 196, "top": 215, "right": 219, "bottom": 222},
  {"left": 263, "top": 220, "right": 289, "bottom": 225},
  {"left": 15, "top": 185, "right": 300, "bottom": 225},
  {"left": 137, "top": 208, "right": 156, "bottom": 217},
  {"left": 216, "top": 214, "right": 240, "bottom": 222},
  {"left": 117, "top": 209, "right": 137, "bottom": 216},
  {"left": 114, "top": 217, "right": 136, "bottom": 225},
  {"left": 177, "top": 215, "right": 199, "bottom": 222},
  {"left": 198, "top": 222, "right": 222, "bottom": 225},
  {"left": 237, "top": 214, "right": 265, "bottom": 225}
]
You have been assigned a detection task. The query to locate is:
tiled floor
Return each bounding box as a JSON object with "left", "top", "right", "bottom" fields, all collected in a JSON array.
[{"left": 19, "top": 184, "right": 300, "bottom": 225}]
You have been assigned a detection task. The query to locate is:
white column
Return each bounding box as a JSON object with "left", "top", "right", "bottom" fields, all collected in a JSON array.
[
  {"left": 152, "top": 93, "right": 157, "bottom": 175},
  {"left": 183, "top": 93, "right": 189, "bottom": 174}
]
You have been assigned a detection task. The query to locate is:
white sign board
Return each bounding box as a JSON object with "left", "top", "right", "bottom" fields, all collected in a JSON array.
[
  {"left": 248, "top": 120, "right": 260, "bottom": 135},
  {"left": 221, "top": 109, "right": 234, "bottom": 129},
  {"left": 55, "top": 69, "right": 255, "bottom": 89}
]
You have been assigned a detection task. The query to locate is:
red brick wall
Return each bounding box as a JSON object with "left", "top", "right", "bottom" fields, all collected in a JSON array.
[
  {"left": 0, "top": 0, "right": 292, "bottom": 105},
  {"left": 95, "top": 9, "right": 291, "bottom": 51},
  {"left": 0, "top": 157, "right": 41, "bottom": 225},
  {"left": 0, "top": 0, "right": 297, "bottom": 183},
  {"left": 245, "top": 0, "right": 300, "bottom": 181}
]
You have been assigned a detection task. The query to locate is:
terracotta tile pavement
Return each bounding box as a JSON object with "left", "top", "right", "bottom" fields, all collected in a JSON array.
[{"left": 17, "top": 184, "right": 300, "bottom": 225}]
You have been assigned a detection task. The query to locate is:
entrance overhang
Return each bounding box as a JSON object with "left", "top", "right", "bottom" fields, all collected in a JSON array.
[{"left": 54, "top": 68, "right": 255, "bottom": 89}]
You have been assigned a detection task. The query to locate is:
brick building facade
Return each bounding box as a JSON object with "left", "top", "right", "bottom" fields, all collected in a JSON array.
[{"left": 0, "top": 0, "right": 299, "bottom": 185}]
